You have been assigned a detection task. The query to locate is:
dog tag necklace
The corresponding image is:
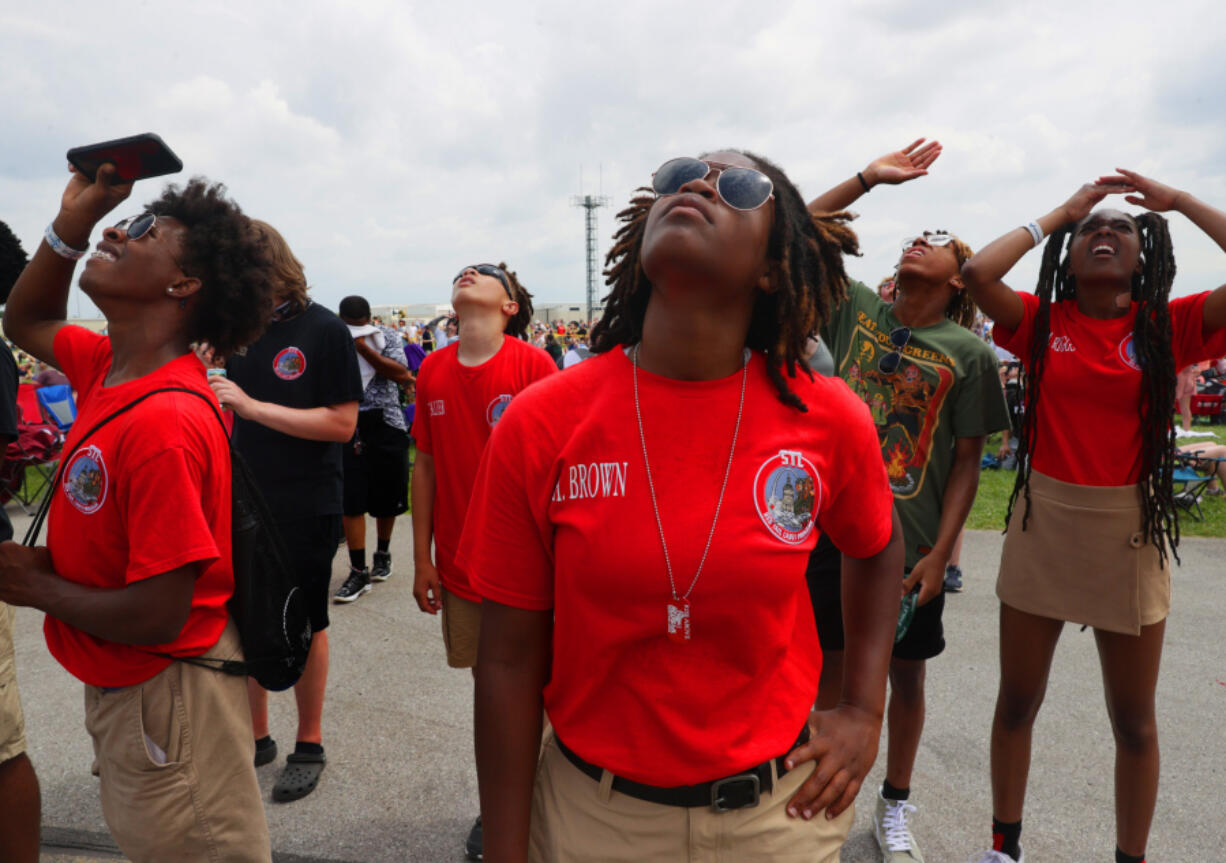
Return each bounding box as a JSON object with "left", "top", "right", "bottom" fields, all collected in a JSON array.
[{"left": 632, "top": 344, "right": 748, "bottom": 644}]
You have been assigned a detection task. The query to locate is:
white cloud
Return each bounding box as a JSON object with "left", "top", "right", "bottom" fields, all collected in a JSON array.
[{"left": 2, "top": 0, "right": 1224, "bottom": 320}]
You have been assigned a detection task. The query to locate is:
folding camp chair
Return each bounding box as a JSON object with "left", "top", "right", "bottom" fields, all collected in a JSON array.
[
  {"left": 1189, "top": 393, "right": 1225, "bottom": 425},
  {"left": 0, "top": 384, "right": 64, "bottom": 515},
  {"left": 36, "top": 384, "right": 77, "bottom": 432},
  {"left": 1173, "top": 450, "right": 1226, "bottom": 522}
]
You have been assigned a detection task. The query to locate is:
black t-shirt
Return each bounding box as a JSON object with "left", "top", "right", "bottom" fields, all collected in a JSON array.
[
  {"left": 0, "top": 348, "right": 17, "bottom": 443},
  {"left": 0, "top": 347, "right": 20, "bottom": 542},
  {"left": 227, "top": 302, "right": 362, "bottom": 518}
]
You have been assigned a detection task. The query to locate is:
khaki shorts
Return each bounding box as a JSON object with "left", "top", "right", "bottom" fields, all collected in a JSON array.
[
  {"left": 0, "top": 603, "right": 27, "bottom": 765},
  {"left": 528, "top": 730, "right": 853, "bottom": 863},
  {"left": 441, "top": 587, "right": 481, "bottom": 669},
  {"left": 84, "top": 621, "right": 271, "bottom": 863},
  {"left": 997, "top": 470, "right": 1169, "bottom": 635}
]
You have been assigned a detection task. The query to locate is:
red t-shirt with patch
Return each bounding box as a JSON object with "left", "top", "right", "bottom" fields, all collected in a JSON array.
[
  {"left": 458, "top": 348, "right": 894, "bottom": 786},
  {"left": 412, "top": 335, "right": 557, "bottom": 601},
  {"left": 994, "top": 291, "right": 1226, "bottom": 485},
  {"left": 43, "top": 326, "right": 233, "bottom": 687}
]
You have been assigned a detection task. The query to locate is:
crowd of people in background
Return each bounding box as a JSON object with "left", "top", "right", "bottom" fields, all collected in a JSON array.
[{"left": 0, "top": 138, "right": 1225, "bottom": 863}]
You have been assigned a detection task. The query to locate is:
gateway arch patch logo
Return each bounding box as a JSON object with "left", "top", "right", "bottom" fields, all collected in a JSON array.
[
  {"left": 64, "top": 445, "right": 109, "bottom": 514},
  {"left": 1117, "top": 334, "right": 1141, "bottom": 371},
  {"left": 754, "top": 450, "right": 820, "bottom": 545},
  {"left": 486, "top": 394, "right": 513, "bottom": 427}
]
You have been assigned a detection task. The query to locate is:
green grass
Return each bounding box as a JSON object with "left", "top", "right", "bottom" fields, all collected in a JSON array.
[{"left": 969, "top": 424, "right": 1226, "bottom": 539}]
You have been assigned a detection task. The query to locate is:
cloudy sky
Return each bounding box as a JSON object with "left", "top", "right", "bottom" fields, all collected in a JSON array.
[{"left": 2, "top": 0, "right": 1223, "bottom": 319}]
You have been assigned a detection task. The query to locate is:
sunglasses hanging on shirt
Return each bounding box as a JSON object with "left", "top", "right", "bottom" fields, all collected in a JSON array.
[{"left": 878, "top": 326, "right": 913, "bottom": 374}]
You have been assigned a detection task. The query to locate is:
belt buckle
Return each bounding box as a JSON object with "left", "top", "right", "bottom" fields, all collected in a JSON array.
[{"left": 710, "top": 773, "right": 760, "bottom": 812}]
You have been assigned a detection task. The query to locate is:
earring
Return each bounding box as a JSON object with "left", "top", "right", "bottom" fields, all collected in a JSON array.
[{"left": 179, "top": 297, "right": 187, "bottom": 309}]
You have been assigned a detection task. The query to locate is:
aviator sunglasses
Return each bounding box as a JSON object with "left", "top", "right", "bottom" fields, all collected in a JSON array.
[
  {"left": 877, "top": 326, "right": 913, "bottom": 375},
  {"left": 453, "top": 264, "right": 513, "bottom": 300},
  {"left": 113, "top": 212, "right": 162, "bottom": 241},
  {"left": 652, "top": 157, "right": 775, "bottom": 212}
]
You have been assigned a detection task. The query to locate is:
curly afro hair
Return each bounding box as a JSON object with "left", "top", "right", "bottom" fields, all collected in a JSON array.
[
  {"left": 146, "top": 178, "right": 275, "bottom": 359},
  {"left": 497, "top": 262, "right": 535, "bottom": 337},
  {"left": 0, "top": 219, "right": 29, "bottom": 306}
]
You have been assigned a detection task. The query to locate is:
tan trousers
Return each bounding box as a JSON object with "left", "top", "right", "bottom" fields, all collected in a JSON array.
[
  {"left": 83, "top": 621, "right": 271, "bottom": 862},
  {"left": 0, "top": 604, "right": 26, "bottom": 765},
  {"left": 529, "top": 731, "right": 853, "bottom": 863}
]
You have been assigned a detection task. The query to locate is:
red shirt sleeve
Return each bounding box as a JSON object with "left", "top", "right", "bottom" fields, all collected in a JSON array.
[
  {"left": 52, "top": 326, "right": 111, "bottom": 394},
  {"left": 1171, "top": 291, "right": 1226, "bottom": 366},
  {"left": 815, "top": 388, "right": 894, "bottom": 559},
  {"left": 458, "top": 403, "right": 555, "bottom": 610},
  {"left": 412, "top": 358, "right": 433, "bottom": 455},
  {"left": 118, "top": 446, "right": 220, "bottom": 583},
  {"left": 991, "top": 292, "right": 1039, "bottom": 362}
]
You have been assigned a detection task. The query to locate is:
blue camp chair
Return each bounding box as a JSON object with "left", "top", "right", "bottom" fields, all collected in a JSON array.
[
  {"left": 36, "top": 384, "right": 77, "bottom": 432},
  {"left": 1173, "top": 450, "right": 1225, "bottom": 522}
]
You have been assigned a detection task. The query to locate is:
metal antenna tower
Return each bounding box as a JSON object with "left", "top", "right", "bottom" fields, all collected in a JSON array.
[{"left": 571, "top": 192, "right": 609, "bottom": 321}]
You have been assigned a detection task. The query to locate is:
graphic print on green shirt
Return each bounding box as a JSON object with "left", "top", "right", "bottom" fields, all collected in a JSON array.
[{"left": 822, "top": 281, "right": 1010, "bottom": 567}]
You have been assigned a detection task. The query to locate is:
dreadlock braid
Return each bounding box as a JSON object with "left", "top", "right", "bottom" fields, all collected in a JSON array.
[
  {"left": 1005, "top": 214, "right": 1181, "bottom": 564},
  {"left": 590, "top": 151, "right": 860, "bottom": 411},
  {"left": 498, "top": 261, "right": 535, "bottom": 338}
]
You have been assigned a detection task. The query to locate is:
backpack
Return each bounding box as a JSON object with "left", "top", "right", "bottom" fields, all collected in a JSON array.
[{"left": 24, "top": 386, "right": 312, "bottom": 691}]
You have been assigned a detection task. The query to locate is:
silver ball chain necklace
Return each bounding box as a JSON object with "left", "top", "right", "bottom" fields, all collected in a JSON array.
[{"left": 632, "top": 343, "right": 749, "bottom": 644}]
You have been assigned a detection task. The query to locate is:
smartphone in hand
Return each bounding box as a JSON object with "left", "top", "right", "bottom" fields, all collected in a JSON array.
[{"left": 67, "top": 133, "right": 183, "bottom": 183}]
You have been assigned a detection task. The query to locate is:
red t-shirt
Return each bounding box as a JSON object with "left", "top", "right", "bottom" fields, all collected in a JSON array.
[
  {"left": 412, "top": 335, "right": 557, "bottom": 601},
  {"left": 458, "top": 348, "right": 894, "bottom": 786},
  {"left": 44, "top": 327, "right": 233, "bottom": 687},
  {"left": 994, "top": 291, "right": 1226, "bottom": 485}
]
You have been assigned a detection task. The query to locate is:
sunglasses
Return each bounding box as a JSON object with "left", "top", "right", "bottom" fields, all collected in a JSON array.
[
  {"left": 900, "top": 233, "right": 956, "bottom": 250},
  {"left": 453, "top": 264, "right": 513, "bottom": 300},
  {"left": 114, "top": 212, "right": 161, "bottom": 241},
  {"left": 651, "top": 157, "right": 775, "bottom": 212},
  {"left": 878, "top": 326, "right": 912, "bottom": 374}
]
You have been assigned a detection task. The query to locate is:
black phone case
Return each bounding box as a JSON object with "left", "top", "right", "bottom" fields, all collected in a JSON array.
[{"left": 66, "top": 133, "right": 183, "bottom": 183}]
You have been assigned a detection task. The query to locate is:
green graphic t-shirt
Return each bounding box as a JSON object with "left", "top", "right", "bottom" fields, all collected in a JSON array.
[{"left": 822, "top": 281, "right": 1010, "bottom": 567}]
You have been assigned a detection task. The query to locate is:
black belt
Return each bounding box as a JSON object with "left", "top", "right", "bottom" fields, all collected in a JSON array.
[{"left": 554, "top": 725, "right": 810, "bottom": 812}]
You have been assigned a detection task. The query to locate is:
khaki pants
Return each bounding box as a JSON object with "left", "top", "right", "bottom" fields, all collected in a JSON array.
[
  {"left": 529, "top": 731, "right": 853, "bottom": 863},
  {"left": 84, "top": 621, "right": 271, "bottom": 862},
  {"left": 0, "top": 604, "right": 26, "bottom": 765},
  {"left": 441, "top": 587, "right": 481, "bottom": 668}
]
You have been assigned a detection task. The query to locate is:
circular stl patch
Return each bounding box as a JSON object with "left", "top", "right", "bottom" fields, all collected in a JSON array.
[
  {"left": 273, "top": 347, "right": 307, "bottom": 380},
  {"left": 486, "top": 394, "right": 513, "bottom": 427},
  {"left": 63, "top": 445, "right": 109, "bottom": 514},
  {"left": 1117, "top": 334, "right": 1141, "bottom": 371},
  {"left": 753, "top": 450, "right": 821, "bottom": 545}
]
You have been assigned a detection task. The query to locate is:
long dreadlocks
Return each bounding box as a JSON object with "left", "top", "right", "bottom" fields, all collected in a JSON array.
[
  {"left": 590, "top": 150, "right": 860, "bottom": 411},
  {"left": 1006, "top": 212, "right": 1179, "bottom": 563}
]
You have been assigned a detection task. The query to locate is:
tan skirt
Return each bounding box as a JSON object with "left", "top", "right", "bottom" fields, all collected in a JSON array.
[{"left": 996, "top": 471, "right": 1170, "bottom": 635}]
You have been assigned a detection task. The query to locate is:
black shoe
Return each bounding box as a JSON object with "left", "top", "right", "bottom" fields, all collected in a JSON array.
[
  {"left": 465, "top": 815, "right": 483, "bottom": 860},
  {"left": 944, "top": 565, "right": 963, "bottom": 593},
  {"left": 254, "top": 737, "right": 277, "bottom": 767},
  {"left": 334, "top": 568, "right": 372, "bottom": 603},
  {"left": 371, "top": 550, "right": 393, "bottom": 582}
]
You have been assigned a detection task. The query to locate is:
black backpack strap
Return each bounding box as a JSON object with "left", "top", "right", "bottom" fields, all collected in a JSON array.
[{"left": 24, "top": 386, "right": 228, "bottom": 547}]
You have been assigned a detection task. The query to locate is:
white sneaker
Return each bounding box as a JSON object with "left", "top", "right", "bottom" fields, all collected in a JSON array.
[
  {"left": 873, "top": 790, "right": 924, "bottom": 862},
  {"left": 969, "top": 851, "right": 1024, "bottom": 863}
]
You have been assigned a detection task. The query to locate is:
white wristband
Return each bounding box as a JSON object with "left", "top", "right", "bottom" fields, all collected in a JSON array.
[
  {"left": 1023, "top": 221, "right": 1044, "bottom": 247},
  {"left": 44, "top": 223, "right": 87, "bottom": 260}
]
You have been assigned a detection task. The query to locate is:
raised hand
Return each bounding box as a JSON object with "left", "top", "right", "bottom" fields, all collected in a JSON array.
[
  {"left": 864, "top": 138, "right": 943, "bottom": 187},
  {"left": 1109, "top": 168, "right": 1184, "bottom": 213},
  {"left": 1059, "top": 181, "right": 1134, "bottom": 224},
  {"left": 57, "top": 163, "right": 133, "bottom": 242}
]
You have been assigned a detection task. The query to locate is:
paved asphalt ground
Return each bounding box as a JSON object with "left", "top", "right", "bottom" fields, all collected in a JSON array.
[{"left": 12, "top": 503, "right": 1224, "bottom": 862}]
